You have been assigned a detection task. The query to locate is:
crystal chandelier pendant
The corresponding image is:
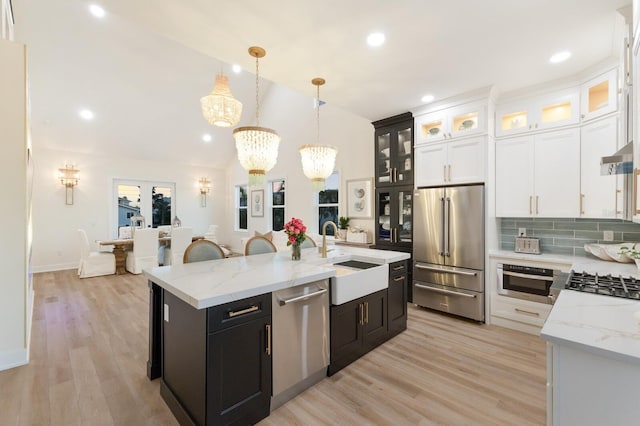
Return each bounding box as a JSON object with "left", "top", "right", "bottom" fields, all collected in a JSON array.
[
  {"left": 200, "top": 73, "right": 242, "bottom": 127},
  {"left": 232, "top": 46, "right": 280, "bottom": 186},
  {"left": 299, "top": 78, "right": 338, "bottom": 191}
]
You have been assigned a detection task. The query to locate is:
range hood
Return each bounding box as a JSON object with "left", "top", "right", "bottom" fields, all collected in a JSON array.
[{"left": 601, "top": 142, "right": 633, "bottom": 175}]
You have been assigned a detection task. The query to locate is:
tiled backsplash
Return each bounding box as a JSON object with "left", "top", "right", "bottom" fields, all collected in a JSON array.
[{"left": 499, "top": 218, "right": 640, "bottom": 256}]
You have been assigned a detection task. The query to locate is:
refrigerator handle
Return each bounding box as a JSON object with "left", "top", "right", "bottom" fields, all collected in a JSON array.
[
  {"left": 440, "top": 197, "right": 446, "bottom": 256},
  {"left": 444, "top": 197, "right": 451, "bottom": 257}
]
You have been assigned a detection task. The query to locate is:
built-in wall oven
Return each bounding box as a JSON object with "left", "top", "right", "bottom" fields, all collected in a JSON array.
[{"left": 497, "top": 263, "right": 560, "bottom": 304}]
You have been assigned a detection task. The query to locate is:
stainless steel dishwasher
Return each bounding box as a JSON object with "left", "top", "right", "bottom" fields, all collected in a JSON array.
[{"left": 271, "top": 279, "right": 330, "bottom": 410}]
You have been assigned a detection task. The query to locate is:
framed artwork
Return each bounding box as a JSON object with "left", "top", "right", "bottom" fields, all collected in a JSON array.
[
  {"left": 346, "top": 178, "right": 373, "bottom": 218},
  {"left": 251, "top": 189, "right": 264, "bottom": 217}
]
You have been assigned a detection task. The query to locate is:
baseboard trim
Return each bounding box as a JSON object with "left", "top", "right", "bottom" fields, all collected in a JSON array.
[
  {"left": 0, "top": 348, "right": 28, "bottom": 372},
  {"left": 32, "top": 263, "right": 77, "bottom": 273}
]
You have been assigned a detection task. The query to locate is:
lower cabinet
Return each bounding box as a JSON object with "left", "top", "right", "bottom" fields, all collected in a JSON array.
[
  {"left": 387, "top": 260, "right": 408, "bottom": 337},
  {"left": 161, "top": 290, "right": 272, "bottom": 425},
  {"left": 328, "top": 289, "right": 387, "bottom": 376}
]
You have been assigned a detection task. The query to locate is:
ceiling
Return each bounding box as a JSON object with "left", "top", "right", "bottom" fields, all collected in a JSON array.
[{"left": 13, "top": 0, "right": 631, "bottom": 167}]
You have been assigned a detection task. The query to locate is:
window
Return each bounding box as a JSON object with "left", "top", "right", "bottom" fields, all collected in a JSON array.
[
  {"left": 317, "top": 172, "right": 339, "bottom": 236},
  {"left": 236, "top": 185, "right": 248, "bottom": 231},
  {"left": 114, "top": 180, "right": 175, "bottom": 234},
  {"left": 269, "top": 179, "right": 286, "bottom": 231}
]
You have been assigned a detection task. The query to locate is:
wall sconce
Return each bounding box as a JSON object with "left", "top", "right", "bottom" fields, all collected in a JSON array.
[
  {"left": 58, "top": 164, "right": 79, "bottom": 205},
  {"left": 199, "top": 177, "right": 211, "bottom": 207}
]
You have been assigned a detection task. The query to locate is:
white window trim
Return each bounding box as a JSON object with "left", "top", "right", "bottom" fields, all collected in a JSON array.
[
  {"left": 112, "top": 179, "right": 176, "bottom": 238},
  {"left": 235, "top": 184, "right": 248, "bottom": 232},
  {"left": 268, "top": 178, "right": 286, "bottom": 232}
]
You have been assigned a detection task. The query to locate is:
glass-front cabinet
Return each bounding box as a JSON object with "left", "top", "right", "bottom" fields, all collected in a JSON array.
[
  {"left": 375, "top": 186, "right": 412, "bottom": 248},
  {"left": 580, "top": 68, "right": 618, "bottom": 122},
  {"left": 415, "top": 101, "right": 486, "bottom": 144},
  {"left": 374, "top": 113, "right": 414, "bottom": 187},
  {"left": 495, "top": 88, "right": 580, "bottom": 137}
]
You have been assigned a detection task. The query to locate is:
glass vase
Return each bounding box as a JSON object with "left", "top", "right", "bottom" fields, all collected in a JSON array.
[{"left": 291, "top": 243, "right": 301, "bottom": 261}]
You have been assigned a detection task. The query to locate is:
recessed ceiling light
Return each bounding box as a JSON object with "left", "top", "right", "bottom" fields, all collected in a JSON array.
[
  {"left": 367, "top": 32, "right": 385, "bottom": 47},
  {"left": 232, "top": 64, "right": 242, "bottom": 74},
  {"left": 421, "top": 94, "right": 435, "bottom": 103},
  {"left": 89, "top": 4, "right": 106, "bottom": 18},
  {"left": 79, "top": 109, "right": 94, "bottom": 120},
  {"left": 202, "top": 134, "right": 212, "bottom": 143},
  {"left": 550, "top": 51, "right": 571, "bottom": 64}
]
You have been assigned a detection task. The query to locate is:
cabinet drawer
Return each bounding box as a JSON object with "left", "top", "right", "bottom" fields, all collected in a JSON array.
[
  {"left": 389, "top": 260, "right": 408, "bottom": 277},
  {"left": 491, "top": 295, "right": 551, "bottom": 328},
  {"left": 208, "top": 293, "right": 272, "bottom": 333}
]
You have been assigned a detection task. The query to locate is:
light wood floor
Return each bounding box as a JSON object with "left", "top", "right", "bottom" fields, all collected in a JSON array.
[{"left": 0, "top": 270, "right": 546, "bottom": 425}]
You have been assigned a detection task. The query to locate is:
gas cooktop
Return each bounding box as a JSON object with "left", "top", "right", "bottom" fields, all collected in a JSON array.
[{"left": 562, "top": 271, "right": 640, "bottom": 300}]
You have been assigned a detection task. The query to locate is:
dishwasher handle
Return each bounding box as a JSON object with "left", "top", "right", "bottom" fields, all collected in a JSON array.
[{"left": 278, "top": 288, "right": 327, "bottom": 306}]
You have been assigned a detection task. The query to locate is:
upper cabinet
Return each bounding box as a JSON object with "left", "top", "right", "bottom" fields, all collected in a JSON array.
[
  {"left": 415, "top": 137, "right": 485, "bottom": 187},
  {"left": 373, "top": 113, "right": 414, "bottom": 187},
  {"left": 415, "top": 101, "right": 487, "bottom": 144},
  {"left": 580, "top": 69, "right": 618, "bottom": 122},
  {"left": 495, "top": 89, "right": 580, "bottom": 137}
]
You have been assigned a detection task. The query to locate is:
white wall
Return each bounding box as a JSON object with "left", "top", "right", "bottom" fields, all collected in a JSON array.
[
  {"left": 225, "top": 84, "right": 374, "bottom": 251},
  {"left": 31, "top": 147, "right": 226, "bottom": 272}
]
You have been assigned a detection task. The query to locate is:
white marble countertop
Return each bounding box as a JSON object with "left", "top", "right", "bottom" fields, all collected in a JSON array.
[
  {"left": 541, "top": 290, "right": 640, "bottom": 364},
  {"left": 144, "top": 245, "right": 410, "bottom": 309}
]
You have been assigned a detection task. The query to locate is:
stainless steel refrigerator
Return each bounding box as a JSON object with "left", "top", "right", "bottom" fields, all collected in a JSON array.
[{"left": 412, "top": 184, "right": 485, "bottom": 322}]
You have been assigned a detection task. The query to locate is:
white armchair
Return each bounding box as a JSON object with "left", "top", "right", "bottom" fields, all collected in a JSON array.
[
  {"left": 125, "top": 228, "right": 159, "bottom": 274},
  {"left": 163, "top": 226, "right": 193, "bottom": 266},
  {"left": 78, "top": 229, "right": 115, "bottom": 278}
]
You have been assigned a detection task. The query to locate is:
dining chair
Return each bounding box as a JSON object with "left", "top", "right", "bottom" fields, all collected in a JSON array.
[
  {"left": 163, "top": 226, "right": 193, "bottom": 265},
  {"left": 300, "top": 236, "right": 317, "bottom": 248},
  {"left": 183, "top": 240, "right": 225, "bottom": 263},
  {"left": 125, "top": 228, "right": 159, "bottom": 274},
  {"left": 244, "top": 235, "right": 277, "bottom": 256},
  {"left": 77, "top": 229, "right": 116, "bottom": 278}
]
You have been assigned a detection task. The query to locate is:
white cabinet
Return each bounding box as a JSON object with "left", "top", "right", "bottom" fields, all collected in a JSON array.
[
  {"left": 495, "top": 88, "right": 580, "bottom": 137},
  {"left": 496, "top": 128, "right": 580, "bottom": 217},
  {"left": 580, "top": 69, "right": 618, "bottom": 122},
  {"left": 415, "top": 136, "right": 485, "bottom": 187},
  {"left": 580, "top": 116, "right": 621, "bottom": 218},
  {"left": 415, "top": 101, "right": 487, "bottom": 144}
]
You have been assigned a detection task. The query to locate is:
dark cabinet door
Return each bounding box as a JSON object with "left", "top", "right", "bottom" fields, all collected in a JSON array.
[
  {"left": 375, "top": 186, "right": 413, "bottom": 249},
  {"left": 329, "top": 299, "right": 363, "bottom": 375},
  {"left": 387, "top": 261, "right": 408, "bottom": 336},
  {"left": 207, "top": 318, "right": 272, "bottom": 425},
  {"left": 373, "top": 113, "right": 414, "bottom": 187},
  {"left": 362, "top": 290, "right": 387, "bottom": 351}
]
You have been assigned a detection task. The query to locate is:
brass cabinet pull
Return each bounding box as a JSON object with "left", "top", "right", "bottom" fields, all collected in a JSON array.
[
  {"left": 536, "top": 195, "right": 539, "bottom": 215},
  {"left": 515, "top": 308, "right": 540, "bottom": 317},
  {"left": 228, "top": 305, "right": 259, "bottom": 318},
  {"left": 529, "top": 196, "right": 532, "bottom": 215},
  {"left": 443, "top": 165, "right": 447, "bottom": 182},
  {"left": 393, "top": 276, "right": 405, "bottom": 282},
  {"left": 364, "top": 302, "right": 369, "bottom": 324},
  {"left": 448, "top": 164, "right": 451, "bottom": 181},
  {"left": 616, "top": 189, "right": 622, "bottom": 215},
  {"left": 389, "top": 168, "right": 394, "bottom": 183},
  {"left": 265, "top": 324, "right": 271, "bottom": 355},
  {"left": 393, "top": 265, "right": 404, "bottom": 271},
  {"left": 580, "top": 193, "right": 585, "bottom": 215},
  {"left": 359, "top": 303, "right": 364, "bottom": 325}
]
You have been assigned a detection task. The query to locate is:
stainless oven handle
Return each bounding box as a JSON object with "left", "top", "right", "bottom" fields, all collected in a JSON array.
[
  {"left": 502, "top": 271, "right": 554, "bottom": 281},
  {"left": 278, "top": 288, "right": 327, "bottom": 306},
  {"left": 415, "top": 283, "right": 476, "bottom": 298},
  {"left": 415, "top": 264, "right": 477, "bottom": 277}
]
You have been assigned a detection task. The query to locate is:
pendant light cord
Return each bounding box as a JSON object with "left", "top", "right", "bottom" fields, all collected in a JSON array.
[
  {"left": 316, "top": 84, "right": 320, "bottom": 144},
  {"left": 255, "top": 55, "right": 260, "bottom": 125}
]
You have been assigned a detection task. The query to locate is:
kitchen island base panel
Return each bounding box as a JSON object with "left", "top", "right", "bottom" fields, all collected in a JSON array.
[{"left": 160, "top": 380, "right": 197, "bottom": 426}]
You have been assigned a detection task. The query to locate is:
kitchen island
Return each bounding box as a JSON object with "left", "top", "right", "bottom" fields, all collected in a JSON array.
[
  {"left": 541, "top": 270, "right": 640, "bottom": 426},
  {"left": 144, "top": 245, "right": 409, "bottom": 425}
]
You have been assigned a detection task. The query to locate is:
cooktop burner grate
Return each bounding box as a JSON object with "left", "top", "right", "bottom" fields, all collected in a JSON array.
[{"left": 566, "top": 271, "right": 640, "bottom": 300}]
